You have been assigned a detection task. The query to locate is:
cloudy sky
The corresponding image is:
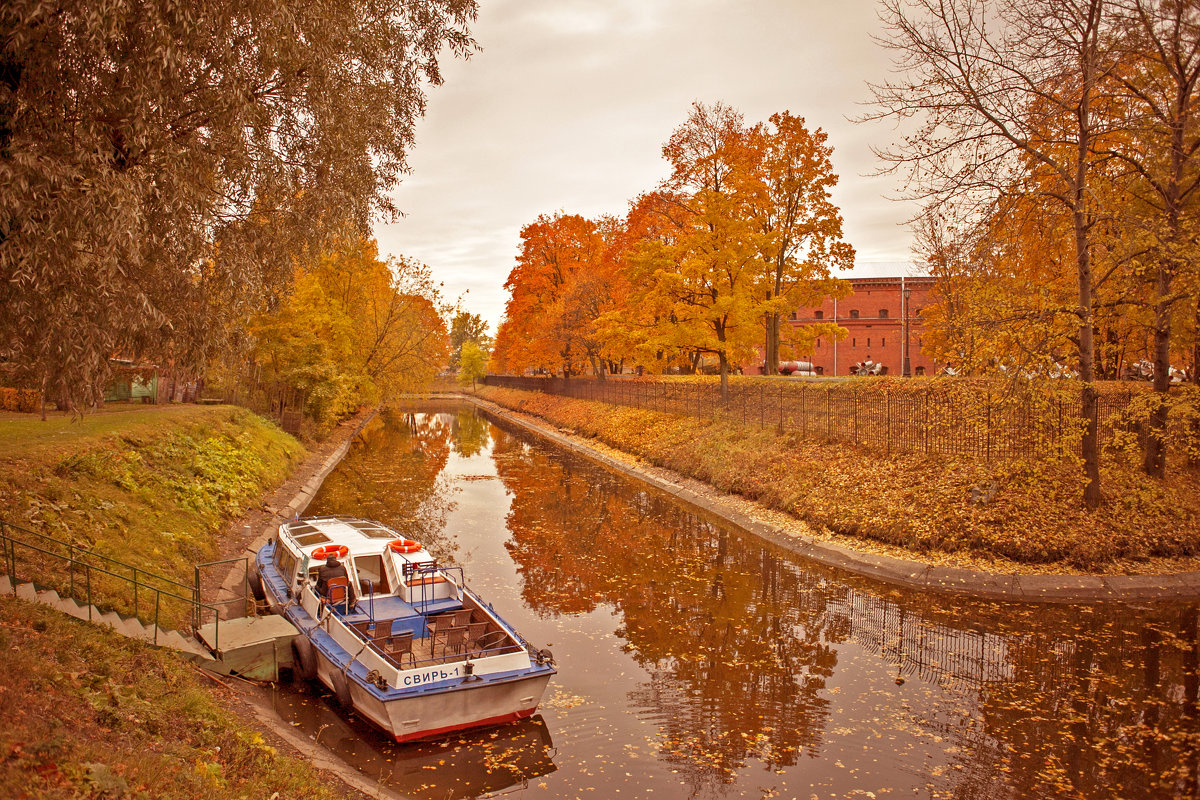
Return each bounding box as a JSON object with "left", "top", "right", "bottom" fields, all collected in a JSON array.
[{"left": 373, "top": 0, "right": 922, "bottom": 333}]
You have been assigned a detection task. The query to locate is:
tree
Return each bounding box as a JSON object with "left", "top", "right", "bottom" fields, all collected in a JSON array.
[
  {"left": 234, "top": 234, "right": 448, "bottom": 428},
  {"left": 748, "top": 113, "right": 855, "bottom": 373},
  {"left": 868, "top": 0, "right": 1120, "bottom": 509},
  {"left": 1105, "top": 0, "right": 1200, "bottom": 476},
  {"left": 457, "top": 340, "right": 488, "bottom": 391},
  {"left": 449, "top": 311, "right": 491, "bottom": 371},
  {"left": 0, "top": 0, "right": 476, "bottom": 410},
  {"left": 623, "top": 101, "right": 769, "bottom": 400},
  {"left": 495, "top": 213, "right": 613, "bottom": 377}
]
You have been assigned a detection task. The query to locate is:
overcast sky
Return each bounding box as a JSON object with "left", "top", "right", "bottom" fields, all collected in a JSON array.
[{"left": 373, "top": 0, "right": 922, "bottom": 334}]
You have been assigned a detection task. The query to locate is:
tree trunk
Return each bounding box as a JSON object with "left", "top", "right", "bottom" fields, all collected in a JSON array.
[
  {"left": 764, "top": 312, "right": 780, "bottom": 375},
  {"left": 1143, "top": 264, "right": 1173, "bottom": 478},
  {"left": 1074, "top": 208, "right": 1101, "bottom": 509},
  {"left": 718, "top": 351, "right": 730, "bottom": 403}
]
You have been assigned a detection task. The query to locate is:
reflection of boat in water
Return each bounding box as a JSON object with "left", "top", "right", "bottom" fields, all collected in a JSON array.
[
  {"left": 271, "top": 679, "right": 557, "bottom": 800},
  {"left": 254, "top": 516, "right": 556, "bottom": 742}
]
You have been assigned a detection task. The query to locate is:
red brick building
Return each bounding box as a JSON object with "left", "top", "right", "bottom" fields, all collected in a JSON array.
[{"left": 776, "top": 276, "right": 938, "bottom": 377}]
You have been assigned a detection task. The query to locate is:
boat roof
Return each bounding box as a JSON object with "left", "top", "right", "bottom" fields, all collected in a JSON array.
[{"left": 279, "top": 516, "right": 415, "bottom": 558}]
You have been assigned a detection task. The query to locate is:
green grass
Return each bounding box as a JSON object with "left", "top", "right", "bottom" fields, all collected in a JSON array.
[
  {"left": 0, "top": 404, "right": 305, "bottom": 625},
  {"left": 0, "top": 595, "right": 353, "bottom": 800}
]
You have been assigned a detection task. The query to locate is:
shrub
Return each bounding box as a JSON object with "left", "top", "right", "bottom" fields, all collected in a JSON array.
[{"left": 0, "top": 388, "right": 41, "bottom": 413}]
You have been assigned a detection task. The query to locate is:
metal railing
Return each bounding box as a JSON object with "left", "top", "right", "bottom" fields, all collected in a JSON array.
[
  {"left": 484, "top": 375, "right": 1141, "bottom": 462},
  {"left": 0, "top": 519, "right": 223, "bottom": 649}
]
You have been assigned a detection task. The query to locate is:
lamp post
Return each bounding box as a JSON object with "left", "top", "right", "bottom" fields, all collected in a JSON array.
[{"left": 902, "top": 279, "right": 912, "bottom": 378}]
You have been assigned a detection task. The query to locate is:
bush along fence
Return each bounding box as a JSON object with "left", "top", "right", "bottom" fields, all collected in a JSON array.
[{"left": 483, "top": 375, "right": 1147, "bottom": 462}]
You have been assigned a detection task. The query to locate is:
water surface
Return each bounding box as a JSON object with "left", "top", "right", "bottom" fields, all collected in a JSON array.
[{"left": 281, "top": 404, "right": 1199, "bottom": 799}]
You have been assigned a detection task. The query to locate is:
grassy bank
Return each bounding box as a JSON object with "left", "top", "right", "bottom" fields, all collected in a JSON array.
[
  {"left": 0, "top": 595, "right": 353, "bottom": 800},
  {"left": 477, "top": 386, "right": 1200, "bottom": 573},
  {"left": 0, "top": 405, "right": 304, "bottom": 619}
]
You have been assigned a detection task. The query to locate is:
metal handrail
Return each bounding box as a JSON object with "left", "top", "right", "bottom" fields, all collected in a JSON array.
[{"left": 1, "top": 519, "right": 224, "bottom": 650}]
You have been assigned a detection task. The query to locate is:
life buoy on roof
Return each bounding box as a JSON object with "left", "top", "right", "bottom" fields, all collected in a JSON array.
[
  {"left": 311, "top": 544, "right": 349, "bottom": 560},
  {"left": 388, "top": 539, "right": 422, "bottom": 554}
]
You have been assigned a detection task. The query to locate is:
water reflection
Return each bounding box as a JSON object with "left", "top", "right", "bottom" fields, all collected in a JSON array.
[
  {"left": 310, "top": 409, "right": 459, "bottom": 560},
  {"left": 300, "top": 405, "right": 1199, "bottom": 800},
  {"left": 490, "top": 415, "right": 1200, "bottom": 799},
  {"left": 269, "top": 681, "right": 556, "bottom": 799}
]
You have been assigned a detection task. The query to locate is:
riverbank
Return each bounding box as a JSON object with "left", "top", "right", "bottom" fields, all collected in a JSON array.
[
  {"left": 0, "top": 404, "right": 375, "bottom": 799},
  {"left": 469, "top": 386, "right": 1200, "bottom": 587}
]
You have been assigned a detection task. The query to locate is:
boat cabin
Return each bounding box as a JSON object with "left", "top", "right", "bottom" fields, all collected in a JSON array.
[{"left": 265, "top": 517, "right": 521, "bottom": 672}]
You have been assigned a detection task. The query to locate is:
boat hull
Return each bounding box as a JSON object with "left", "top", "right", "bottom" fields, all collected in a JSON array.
[{"left": 309, "top": 635, "right": 553, "bottom": 742}]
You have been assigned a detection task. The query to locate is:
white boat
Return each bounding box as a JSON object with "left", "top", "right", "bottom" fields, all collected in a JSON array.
[{"left": 254, "top": 516, "right": 556, "bottom": 742}]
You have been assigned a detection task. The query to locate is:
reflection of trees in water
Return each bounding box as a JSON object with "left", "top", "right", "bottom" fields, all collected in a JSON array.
[
  {"left": 491, "top": 427, "right": 840, "bottom": 786},
  {"left": 307, "top": 410, "right": 459, "bottom": 560},
  {"left": 490, "top": 423, "right": 1200, "bottom": 800},
  {"left": 821, "top": 586, "right": 1200, "bottom": 798},
  {"left": 450, "top": 407, "right": 490, "bottom": 459}
]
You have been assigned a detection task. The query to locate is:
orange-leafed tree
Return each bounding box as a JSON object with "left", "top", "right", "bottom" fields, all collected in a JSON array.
[
  {"left": 747, "top": 112, "right": 855, "bottom": 373},
  {"left": 614, "top": 102, "right": 770, "bottom": 399},
  {"left": 495, "top": 212, "right": 623, "bottom": 378}
]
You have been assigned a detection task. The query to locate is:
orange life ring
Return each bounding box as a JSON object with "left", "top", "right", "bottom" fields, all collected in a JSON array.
[
  {"left": 388, "top": 539, "right": 422, "bottom": 554},
  {"left": 311, "top": 544, "right": 349, "bottom": 560}
]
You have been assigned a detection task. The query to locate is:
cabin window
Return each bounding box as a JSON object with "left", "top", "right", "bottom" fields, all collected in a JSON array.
[
  {"left": 814, "top": 310, "right": 824, "bottom": 319},
  {"left": 274, "top": 546, "right": 298, "bottom": 584},
  {"left": 352, "top": 554, "right": 391, "bottom": 594},
  {"left": 879, "top": 308, "right": 889, "bottom": 318},
  {"left": 849, "top": 309, "right": 860, "bottom": 319},
  {"left": 292, "top": 531, "right": 331, "bottom": 546}
]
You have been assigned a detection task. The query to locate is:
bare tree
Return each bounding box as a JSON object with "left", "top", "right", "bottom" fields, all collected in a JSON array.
[
  {"left": 1106, "top": 0, "right": 1200, "bottom": 477},
  {"left": 865, "top": 0, "right": 1119, "bottom": 509}
]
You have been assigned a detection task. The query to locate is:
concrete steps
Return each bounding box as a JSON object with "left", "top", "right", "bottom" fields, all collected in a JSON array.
[{"left": 1, "top": 574, "right": 218, "bottom": 664}]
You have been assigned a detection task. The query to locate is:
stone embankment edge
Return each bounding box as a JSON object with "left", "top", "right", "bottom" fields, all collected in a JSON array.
[{"left": 463, "top": 394, "right": 1200, "bottom": 604}]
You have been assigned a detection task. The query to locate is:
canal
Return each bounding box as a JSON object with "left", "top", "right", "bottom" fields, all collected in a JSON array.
[{"left": 275, "top": 403, "right": 1199, "bottom": 799}]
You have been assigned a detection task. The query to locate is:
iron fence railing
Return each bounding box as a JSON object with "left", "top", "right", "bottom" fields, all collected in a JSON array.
[
  {"left": 483, "top": 375, "right": 1139, "bottom": 461},
  {"left": 1, "top": 519, "right": 225, "bottom": 646}
]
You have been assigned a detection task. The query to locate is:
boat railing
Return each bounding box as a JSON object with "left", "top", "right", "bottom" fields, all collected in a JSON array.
[
  {"left": 403, "top": 560, "right": 465, "bottom": 613},
  {"left": 0, "top": 518, "right": 226, "bottom": 649}
]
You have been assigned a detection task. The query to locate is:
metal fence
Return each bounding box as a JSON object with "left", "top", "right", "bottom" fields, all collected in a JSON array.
[
  {"left": 483, "top": 375, "right": 1137, "bottom": 461},
  {"left": 1, "top": 519, "right": 230, "bottom": 640}
]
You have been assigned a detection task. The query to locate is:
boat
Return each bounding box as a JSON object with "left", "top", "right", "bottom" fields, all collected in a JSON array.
[{"left": 253, "top": 516, "right": 556, "bottom": 743}]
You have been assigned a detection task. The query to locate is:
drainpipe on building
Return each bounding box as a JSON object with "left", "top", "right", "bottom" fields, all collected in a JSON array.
[
  {"left": 902, "top": 276, "right": 911, "bottom": 378},
  {"left": 832, "top": 298, "right": 838, "bottom": 377}
]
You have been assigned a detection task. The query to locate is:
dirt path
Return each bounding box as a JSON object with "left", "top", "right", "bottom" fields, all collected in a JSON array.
[{"left": 199, "top": 408, "right": 377, "bottom": 613}]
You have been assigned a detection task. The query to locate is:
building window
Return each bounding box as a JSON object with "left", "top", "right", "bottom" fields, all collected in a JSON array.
[
  {"left": 849, "top": 309, "right": 860, "bottom": 319},
  {"left": 915, "top": 307, "right": 922, "bottom": 316},
  {"left": 879, "top": 308, "right": 889, "bottom": 318},
  {"left": 852, "top": 338, "right": 856, "bottom": 348},
  {"left": 918, "top": 337, "right": 923, "bottom": 347},
  {"left": 816, "top": 339, "right": 821, "bottom": 349},
  {"left": 814, "top": 310, "right": 824, "bottom": 319},
  {"left": 790, "top": 311, "right": 797, "bottom": 320},
  {"left": 882, "top": 337, "right": 886, "bottom": 348},
  {"left": 867, "top": 337, "right": 871, "bottom": 348}
]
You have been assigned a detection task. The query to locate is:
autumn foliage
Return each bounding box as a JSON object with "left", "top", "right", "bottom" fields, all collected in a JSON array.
[
  {"left": 492, "top": 103, "right": 853, "bottom": 394},
  {"left": 211, "top": 234, "right": 448, "bottom": 432}
]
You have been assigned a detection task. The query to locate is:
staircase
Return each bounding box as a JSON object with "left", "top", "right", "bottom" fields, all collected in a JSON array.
[{"left": 1, "top": 573, "right": 218, "bottom": 664}]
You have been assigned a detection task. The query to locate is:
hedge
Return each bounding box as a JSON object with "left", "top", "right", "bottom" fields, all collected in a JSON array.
[{"left": 0, "top": 388, "right": 42, "bottom": 413}]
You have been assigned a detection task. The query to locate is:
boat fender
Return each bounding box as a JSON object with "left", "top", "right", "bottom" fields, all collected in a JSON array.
[
  {"left": 330, "top": 669, "right": 353, "bottom": 708},
  {"left": 248, "top": 561, "right": 267, "bottom": 603},
  {"left": 387, "top": 539, "right": 422, "bottom": 554},
  {"left": 535, "top": 648, "right": 555, "bottom": 666},
  {"left": 291, "top": 638, "right": 317, "bottom": 682},
  {"left": 311, "top": 544, "right": 349, "bottom": 560}
]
